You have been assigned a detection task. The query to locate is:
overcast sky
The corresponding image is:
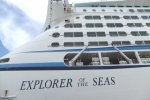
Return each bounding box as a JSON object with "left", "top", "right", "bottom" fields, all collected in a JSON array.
[{"left": 0, "top": 0, "right": 121, "bottom": 57}]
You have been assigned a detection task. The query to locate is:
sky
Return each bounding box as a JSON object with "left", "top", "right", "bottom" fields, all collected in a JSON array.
[{"left": 0, "top": 0, "right": 121, "bottom": 57}]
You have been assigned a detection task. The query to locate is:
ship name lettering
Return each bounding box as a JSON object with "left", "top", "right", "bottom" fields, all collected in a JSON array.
[
  {"left": 20, "top": 78, "right": 73, "bottom": 90},
  {"left": 93, "top": 77, "right": 116, "bottom": 86}
]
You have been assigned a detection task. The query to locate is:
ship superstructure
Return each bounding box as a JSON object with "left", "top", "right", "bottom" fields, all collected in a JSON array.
[{"left": 0, "top": 0, "right": 150, "bottom": 100}]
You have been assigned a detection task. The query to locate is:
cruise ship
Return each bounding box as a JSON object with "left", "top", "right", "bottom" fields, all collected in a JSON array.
[{"left": 0, "top": 0, "right": 150, "bottom": 100}]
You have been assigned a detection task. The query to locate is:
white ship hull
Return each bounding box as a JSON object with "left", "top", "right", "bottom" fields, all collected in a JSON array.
[{"left": 0, "top": 67, "right": 150, "bottom": 100}]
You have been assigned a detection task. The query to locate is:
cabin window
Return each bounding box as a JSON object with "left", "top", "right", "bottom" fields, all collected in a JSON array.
[
  {"left": 131, "top": 16, "right": 139, "bottom": 19},
  {"left": 135, "top": 41, "right": 150, "bottom": 45},
  {"left": 141, "top": 16, "right": 150, "bottom": 19},
  {"left": 51, "top": 42, "right": 59, "bottom": 47},
  {"left": 109, "top": 31, "right": 127, "bottom": 37},
  {"left": 135, "top": 23, "right": 143, "bottom": 27},
  {"left": 74, "top": 32, "right": 83, "bottom": 37},
  {"left": 102, "top": 52, "right": 138, "bottom": 65},
  {"left": 107, "top": 23, "right": 115, "bottom": 27},
  {"left": 83, "top": 9, "right": 87, "bottom": 12},
  {"left": 95, "top": 23, "right": 103, "bottom": 27},
  {"left": 74, "top": 42, "right": 84, "bottom": 47},
  {"left": 104, "top": 16, "right": 111, "bottom": 20},
  {"left": 137, "top": 9, "right": 144, "bottom": 12},
  {"left": 114, "top": 9, "right": 117, "bottom": 12},
  {"left": 76, "top": 17, "right": 80, "bottom": 19},
  {"left": 115, "top": 23, "right": 123, "bottom": 27},
  {"left": 87, "top": 32, "right": 105, "bottom": 37},
  {"left": 85, "top": 16, "right": 92, "bottom": 19},
  {"left": 138, "top": 51, "right": 150, "bottom": 63},
  {"left": 129, "top": 9, "right": 135, "bottom": 12},
  {"left": 109, "top": 32, "right": 118, "bottom": 37},
  {"left": 118, "top": 31, "right": 127, "bottom": 36},
  {"left": 131, "top": 31, "right": 139, "bottom": 36},
  {"left": 112, "top": 41, "right": 131, "bottom": 46},
  {"left": 135, "top": 41, "right": 144, "bottom": 45},
  {"left": 86, "top": 23, "right": 94, "bottom": 28},
  {"left": 88, "top": 41, "right": 108, "bottom": 46},
  {"left": 88, "top": 42, "right": 99, "bottom": 46},
  {"left": 112, "top": 16, "right": 120, "bottom": 19},
  {"left": 87, "top": 32, "right": 96, "bottom": 37},
  {"left": 74, "top": 23, "right": 82, "bottom": 28},
  {"left": 64, "top": 42, "right": 73, "bottom": 47},
  {"left": 0, "top": 58, "right": 10, "bottom": 63},
  {"left": 120, "top": 9, "right": 123, "bottom": 12},
  {"left": 139, "top": 31, "right": 149, "bottom": 36},
  {"left": 97, "top": 32, "right": 106, "bottom": 37},
  {"left": 64, "top": 23, "right": 82, "bottom": 28},
  {"left": 64, "top": 32, "right": 73, "bottom": 37},
  {"left": 144, "top": 9, "right": 150, "bottom": 12},
  {"left": 64, "top": 42, "right": 84, "bottom": 47},
  {"left": 99, "top": 42, "right": 108, "bottom": 46},
  {"left": 123, "top": 16, "right": 131, "bottom": 19},
  {"left": 144, "top": 41, "right": 150, "bottom": 45},
  {"left": 131, "top": 31, "right": 149, "bottom": 36},
  {"left": 93, "top": 16, "right": 101, "bottom": 19},
  {"left": 92, "top": 9, "right": 96, "bottom": 12},
  {"left": 102, "top": 9, "right": 105, "bottom": 12},
  {"left": 146, "top": 23, "right": 150, "bottom": 27},
  {"left": 127, "top": 23, "right": 135, "bottom": 27},
  {"left": 64, "top": 53, "right": 100, "bottom": 66},
  {"left": 64, "top": 24, "right": 73, "bottom": 28},
  {"left": 52, "top": 32, "right": 60, "bottom": 38}
]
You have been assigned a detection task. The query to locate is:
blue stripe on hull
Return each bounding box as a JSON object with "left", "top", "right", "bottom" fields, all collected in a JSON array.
[
  {"left": 22, "top": 45, "right": 150, "bottom": 53},
  {"left": 0, "top": 63, "right": 150, "bottom": 71}
]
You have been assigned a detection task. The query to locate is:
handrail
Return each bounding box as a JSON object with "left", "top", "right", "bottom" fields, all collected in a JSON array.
[
  {"left": 69, "top": 45, "right": 88, "bottom": 66},
  {"left": 112, "top": 45, "right": 133, "bottom": 64}
]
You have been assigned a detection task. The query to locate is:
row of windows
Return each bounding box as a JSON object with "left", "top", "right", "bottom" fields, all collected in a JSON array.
[
  {"left": 64, "top": 23, "right": 150, "bottom": 28},
  {"left": 82, "top": 9, "right": 150, "bottom": 13},
  {"left": 89, "top": 5, "right": 149, "bottom": 8},
  {"left": 129, "top": 9, "right": 150, "bottom": 13},
  {"left": 51, "top": 41, "right": 150, "bottom": 47},
  {"left": 52, "top": 31, "right": 149, "bottom": 38},
  {"left": 85, "top": 15, "right": 150, "bottom": 20}
]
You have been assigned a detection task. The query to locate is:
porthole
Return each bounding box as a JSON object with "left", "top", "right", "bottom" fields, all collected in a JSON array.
[
  {"left": 51, "top": 42, "right": 59, "bottom": 47},
  {"left": 52, "top": 33, "right": 60, "bottom": 38}
]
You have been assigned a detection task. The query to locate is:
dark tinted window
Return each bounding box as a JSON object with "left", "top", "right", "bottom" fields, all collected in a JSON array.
[
  {"left": 74, "top": 32, "right": 83, "bottom": 37},
  {"left": 95, "top": 23, "right": 103, "bottom": 27},
  {"left": 88, "top": 42, "right": 99, "bottom": 46},
  {"left": 112, "top": 16, "right": 120, "bottom": 19},
  {"left": 107, "top": 23, "right": 115, "bottom": 27},
  {"left": 0, "top": 58, "right": 10, "bottom": 63},
  {"left": 115, "top": 23, "right": 123, "bottom": 27},
  {"left": 123, "top": 16, "right": 131, "bottom": 19},
  {"left": 64, "top": 32, "right": 73, "bottom": 37},
  {"left": 74, "top": 42, "right": 84, "bottom": 46},
  {"left": 109, "top": 32, "right": 118, "bottom": 36},
  {"left": 127, "top": 23, "right": 135, "bottom": 27},
  {"left": 104, "top": 16, "right": 112, "bottom": 19},
  {"left": 52, "top": 33, "right": 60, "bottom": 38},
  {"left": 97, "top": 32, "right": 106, "bottom": 37},
  {"left": 146, "top": 23, "right": 150, "bottom": 27},
  {"left": 131, "top": 16, "right": 139, "bottom": 19},
  {"left": 65, "top": 24, "right": 73, "bottom": 28},
  {"left": 93, "top": 16, "right": 101, "bottom": 19},
  {"left": 74, "top": 24, "right": 82, "bottom": 28},
  {"left": 131, "top": 31, "right": 139, "bottom": 36},
  {"left": 85, "top": 16, "right": 92, "bottom": 19},
  {"left": 51, "top": 42, "right": 59, "bottom": 47},
  {"left": 86, "top": 23, "right": 94, "bottom": 28},
  {"left": 87, "top": 32, "right": 96, "bottom": 37},
  {"left": 64, "top": 42, "right": 73, "bottom": 47}
]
